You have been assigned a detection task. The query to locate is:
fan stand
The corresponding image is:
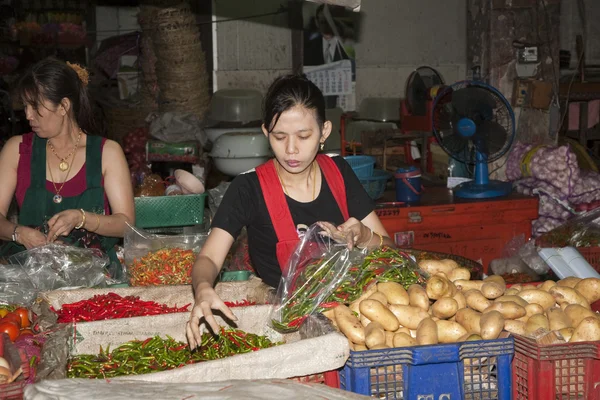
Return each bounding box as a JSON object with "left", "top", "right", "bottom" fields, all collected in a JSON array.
[{"left": 453, "top": 118, "right": 512, "bottom": 199}]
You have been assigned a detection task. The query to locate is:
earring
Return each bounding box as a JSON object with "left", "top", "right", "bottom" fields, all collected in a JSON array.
[{"left": 320, "top": 143, "right": 324, "bottom": 151}]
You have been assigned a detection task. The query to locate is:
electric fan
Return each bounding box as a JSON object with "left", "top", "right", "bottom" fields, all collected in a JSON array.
[{"left": 431, "top": 81, "right": 516, "bottom": 199}]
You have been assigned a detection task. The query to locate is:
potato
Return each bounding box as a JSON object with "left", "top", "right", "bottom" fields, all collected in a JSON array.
[
  {"left": 484, "top": 275, "right": 506, "bottom": 287},
  {"left": 505, "top": 288, "right": 520, "bottom": 296},
  {"left": 517, "top": 303, "right": 544, "bottom": 322},
  {"left": 549, "top": 286, "right": 590, "bottom": 309},
  {"left": 322, "top": 309, "right": 337, "bottom": 327},
  {"left": 517, "top": 289, "right": 556, "bottom": 310},
  {"left": 455, "top": 307, "right": 484, "bottom": 334},
  {"left": 557, "top": 277, "right": 582, "bottom": 288},
  {"left": 558, "top": 327, "right": 575, "bottom": 342},
  {"left": 349, "top": 301, "right": 361, "bottom": 318},
  {"left": 350, "top": 283, "right": 378, "bottom": 311},
  {"left": 441, "top": 259, "right": 461, "bottom": 270},
  {"left": 448, "top": 267, "right": 471, "bottom": 282},
  {"left": 418, "top": 259, "right": 456, "bottom": 276},
  {"left": 385, "top": 330, "right": 395, "bottom": 347},
  {"left": 360, "top": 314, "right": 372, "bottom": 327},
  {"left": 408, "top": 284, "right": 430, "bottom": 311},
  {"left": 466, "top": 334, "right": 483, "bottom": 341},
  {"left": 432, "top": 297, "right": 459, "bottom": 319},
  {"left": 522, "top": 284, "right": 538, "bottom": 290},
  {"left": 504, "top": 320, "right": 526, "bottom": 336},
  {"left": 426, "top": 276, "right": 457, "bottom": 300},
  {"left": 495, "top": 295, "right": 528, "bottom": 308},
  {"left": 480, "top": 310, "right": 504, "bottom": 340},
  {"left": 416, "top": 318, "right": 438, "bottom": 345},
  {"left": 570, "top": 317, "right": 600, "bottom": 342},
  {"left": 388, "top": 304, "right": 430, "bottom": 330},
  {"left": 365, "top": 321, "right": 387, "bottom": 349},
  {"left": 436, "top": 320, "right": 468, "bottom": 343},
  {"left": 394, "top": 326, "right": 411, "bottom": 335},
  {"left": 347, "top": 339, "right": 355, "bottom": 351},
  {"left": 454, "top": 279, "right": 484, "bottom": 292},
  {"left": 377, "top": 282, "right": 410, "bottom": 305},
  {"left": 464, "top": 289, "right": 493, "bottom": 313},
  {"left": 393, "top": 332, "right": 418, "bottom": 347},
  {"left": 547, "top": 307, "right": 572, "bottom": 331},
  {"left": 539, "top": 280, "right": 557, "bottom": 292},
  {"left": 368, "top": 291, "right": 389, "bottom": 306},
  {"left": 453, "top": 291, "right": 467, "bottom": 310},
  {"left": 574, "top": 278, "right": 600, "bottom": 304},
  {"left": 564, "top": 304, "right": 599, "bottom": 328},
  {"left": 369, "top": 344, "right": 390, "bottom": 350},
  {"left": 481, "top": 282, "right": 505, "bottom": 299},
  {"left": 360, "top": 300, "right": 400, "bottom": 331},
  {"left": 334, "top": 304, "right": 365, "bottom": 344},
  {"left": 525, "top": 313, "right": 550, "bottom": 335},
  {"left": 484, "top": 301, "right": 526, "bottom": 320}
]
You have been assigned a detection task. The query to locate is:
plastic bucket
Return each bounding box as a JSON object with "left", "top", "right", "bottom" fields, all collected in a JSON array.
[{"left": 395, "top": 166, "right": 422, "bottom": 203}]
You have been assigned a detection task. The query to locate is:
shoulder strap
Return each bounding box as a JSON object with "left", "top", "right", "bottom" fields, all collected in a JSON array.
[
  {"left": 30, "top": 135, "right": 48, "bottom": 189},
  {"left": 316, "top": 154, "right": 349, "bottom": 220},
  {"left": 256, "top": 160, "right": 298, "bottom": 242},
  {"left": 85, "top": 135, "right": 103, "bottom": 188}
]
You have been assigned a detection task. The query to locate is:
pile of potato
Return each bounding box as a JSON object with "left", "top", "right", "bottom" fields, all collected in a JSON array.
[{"left": 325, "top": 258, "right": 600, "bottom": 351}]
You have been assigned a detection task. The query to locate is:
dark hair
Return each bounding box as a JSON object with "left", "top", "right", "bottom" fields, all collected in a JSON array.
[
  {"left": 16, "top": 57, "right": 96, "bottom": 134},
  {"left": 263, "top": 74, "right": 326, "bottom": 133}
]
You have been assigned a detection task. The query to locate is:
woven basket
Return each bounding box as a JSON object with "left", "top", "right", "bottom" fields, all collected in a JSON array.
[{"left": 103, "top": 105, "right": 153, "bottom": 145}]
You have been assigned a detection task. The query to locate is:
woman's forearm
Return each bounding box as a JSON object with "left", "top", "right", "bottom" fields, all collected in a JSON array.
[
  {"left": 0, "top": 214, "right": 17, "bottom": 242},
  {"left": 191, "top": 255, "right": 222, "bottom": 297},
  {"left": 83, "top": 212, "right": 132, "bottom": 238}
]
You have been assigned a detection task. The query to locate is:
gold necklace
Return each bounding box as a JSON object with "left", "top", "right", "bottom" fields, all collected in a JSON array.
[
  {"left": 47, "top": 147, "right": 76, "bottom": 204},
  {"left": 48, "top": 130, "right": 82, "bottom": 171},
  {"left": 277, "top": 161, "right": 317, "bottom": 201}
]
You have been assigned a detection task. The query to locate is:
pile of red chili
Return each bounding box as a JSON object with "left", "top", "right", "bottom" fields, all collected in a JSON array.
[
  {"left": 129, "top": 247, "right": 196, "bottom": 286},
  {"left": 52, "top": 293, "right": 191, "bottom": 323}
]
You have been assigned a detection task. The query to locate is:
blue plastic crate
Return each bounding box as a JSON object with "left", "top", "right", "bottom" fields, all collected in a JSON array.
[
  {"left": 360, "top": 169, "right": 391, "bottom": 199},
  {"left": 344, "top": 155, "right": 376, "bottom": 179},
  {"left": 339, "top": 337, "right": 514, "bottom": 399}
]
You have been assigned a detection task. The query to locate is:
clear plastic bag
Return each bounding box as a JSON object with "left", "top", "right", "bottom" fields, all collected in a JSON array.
[
  {"left": 8, "top": 244, "right": 109, "bottom": 291},
  {"left": 124, "top": 224, "right": 208, "bottom": 286},
  {"left": 270, "top": 223, "right": 363, "bottom": 333},
  {"left": 0, "top": 264, "right": 38, "bottom": 306},
  {"left": 536, "top": 207, "right": 600, "bottom": 248}
]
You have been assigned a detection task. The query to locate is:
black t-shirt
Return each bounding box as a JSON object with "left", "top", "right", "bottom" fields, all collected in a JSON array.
[{"left": 211, "top": 156, "right": 375, "bottom": 288}]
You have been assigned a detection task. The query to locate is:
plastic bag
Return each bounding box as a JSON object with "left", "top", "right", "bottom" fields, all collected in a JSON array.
[
  {"left": 270, "top": 223, "right": 364, "bottom": 333},
  {"left": 148, "top": 111, "right": 208, "bottom": 147},
  {"left": 536, "top": 207, "right": 600, "bottom": 248},
  {"left": 0, "top": 264, "right": 38, "bottom": 306},
  {"left": 8, "top": 244, "right": 109, "bottom": 291},
  {"left": 208, "top": 181, "right": 231, "bottom": 216},
  {"left": 124, "top": 225, "right": 207, "bottom": 286}
]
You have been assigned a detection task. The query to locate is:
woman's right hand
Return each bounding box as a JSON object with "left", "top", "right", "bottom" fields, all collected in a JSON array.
[
  {"left": 185, "top": 285, "right": 237, "bottom": 349},
  {"left": 17, "top": 226, "right": 48, "bottom": 249}
]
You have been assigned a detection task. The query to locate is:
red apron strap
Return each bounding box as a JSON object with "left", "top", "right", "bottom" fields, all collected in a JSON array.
[
  {"left": 256, "top": 160, "right": 298, "bottom": 242},
  {"left": 316, "top": 154, "right": 349, "bottom": 220}
]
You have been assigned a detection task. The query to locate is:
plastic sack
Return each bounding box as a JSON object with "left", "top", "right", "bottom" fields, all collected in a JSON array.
[
  {"left": 270, "top": 223, "right": 364, "bottom": 333},
  {"left": 0, "top": 264, "right": 38, "bottom": 306},
  {"left": 124, "top": 225, "right": 207, "bottom": 286},
  {"left": 536, "top": 207, "right": 600, "bottom": 248},
  {"left": 8, "top": 244, "right": 108, "bottom": 291}
]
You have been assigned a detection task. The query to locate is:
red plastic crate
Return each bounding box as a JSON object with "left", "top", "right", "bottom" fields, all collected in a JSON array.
[
  {"left": 512, "top": 334, "right": 600, "bottom": 400},
  {"left": 290, "top": 370, "right": 340, "bottom": 388}
]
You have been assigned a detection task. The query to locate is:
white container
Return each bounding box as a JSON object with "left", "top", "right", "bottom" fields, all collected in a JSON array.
[
  {"left": 208, "top": 89, "right": 263, "bottom": 123},
  {"left": 204, "top": 126, "right": 263, "bottom": 144},
  {"left": 538, "top": 247, "right": 600, "bottom": 279},
  {"left": 212, "top": 156, "right": 269, "bottom": 176},
  {"left": 211, "top": 131, "right": 270, "bottom": 159}
]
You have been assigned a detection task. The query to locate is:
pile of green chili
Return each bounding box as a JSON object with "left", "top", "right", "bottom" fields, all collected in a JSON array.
[{"left": 67, "top": 328, "right": 281, "bottom": 379}]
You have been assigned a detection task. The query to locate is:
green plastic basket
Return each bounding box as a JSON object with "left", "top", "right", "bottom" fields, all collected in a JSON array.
[{"left": 134, "top": 193, "right": 207, "bottom": 228}]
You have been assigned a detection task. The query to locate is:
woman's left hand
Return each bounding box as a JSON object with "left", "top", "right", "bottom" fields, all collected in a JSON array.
[
  {"left": 318, "top": 218, "right": 372, "bottom": 250},
  {"left": 46, "top": 209, "right": 83, "bottom": 242}
]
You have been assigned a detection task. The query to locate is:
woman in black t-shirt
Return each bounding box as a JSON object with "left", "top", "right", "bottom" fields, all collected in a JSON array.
[{"left": 186, "top": 74, "right": 393, "bottom": 348}]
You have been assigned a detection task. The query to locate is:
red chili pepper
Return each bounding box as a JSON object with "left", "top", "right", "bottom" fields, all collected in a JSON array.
[{"left": 319, "top": 301, "right": 339, "bottom": 309}]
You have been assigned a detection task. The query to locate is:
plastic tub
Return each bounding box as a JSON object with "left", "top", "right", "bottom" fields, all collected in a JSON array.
[{"left": 208, "top": 89, "right": 263, "bottom": 123}]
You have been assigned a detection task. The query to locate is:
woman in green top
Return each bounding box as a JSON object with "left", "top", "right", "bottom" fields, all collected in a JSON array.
[{"left": 0, "top": 57, "right": 135, "bottom": 263}]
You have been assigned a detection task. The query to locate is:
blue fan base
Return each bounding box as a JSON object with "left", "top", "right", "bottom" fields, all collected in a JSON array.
[{"left": 454, "top": 180, "right": 512, "bottom": 199}]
